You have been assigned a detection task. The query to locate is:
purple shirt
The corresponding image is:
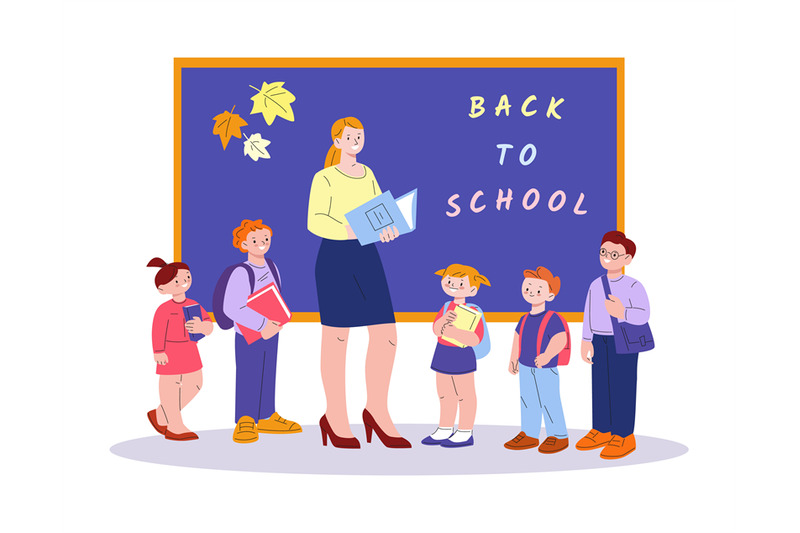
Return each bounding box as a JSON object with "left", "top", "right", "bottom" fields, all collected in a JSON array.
[
  {"left": 516, "top": 310, "right": 567, "bottom": 368},
  {"left": 582, "top": 274, "right": 650, "bottom": 342},
  {"left": 222, "top": 260, "right": 281, "bottom": 335}
]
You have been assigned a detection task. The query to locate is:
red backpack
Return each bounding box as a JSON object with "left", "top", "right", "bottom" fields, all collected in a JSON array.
[{"left": 518, "top": 310, "right": 571, "bottom": 366}]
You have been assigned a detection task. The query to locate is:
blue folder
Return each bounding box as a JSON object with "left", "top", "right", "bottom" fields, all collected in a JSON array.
[{"left": 344, "top": 189, "right": 418, "bottom": 246}]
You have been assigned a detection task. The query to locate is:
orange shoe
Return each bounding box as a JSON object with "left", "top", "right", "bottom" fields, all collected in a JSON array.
[
  {"left": 600, "top": 434, "right": 636, "bottom": 459},
  {"left": 504, "top": 431, "right": 540, "bottom": 450},
  {"left": 257, "top": 412, "right": 302, "bottom": 434},
  {"left": 233, "top": 416, "right": 259, "bottom": 443},
  {"left": 575, "top": 429, "right": 613, "bottom": 450}
]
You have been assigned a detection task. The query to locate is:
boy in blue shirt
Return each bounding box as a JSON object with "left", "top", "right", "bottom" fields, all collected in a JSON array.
[{"left": 505, "top": 267, "right": 570, "bottom": 453}]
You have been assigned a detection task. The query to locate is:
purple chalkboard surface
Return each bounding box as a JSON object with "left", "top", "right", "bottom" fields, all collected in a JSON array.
[{"left": 176, "top": 59, "right": 622, "bottom": 321}]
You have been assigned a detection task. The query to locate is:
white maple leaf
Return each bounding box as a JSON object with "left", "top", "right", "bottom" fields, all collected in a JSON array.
[{"left": 243, "top": 133, "right": 271, "bottom": 161}]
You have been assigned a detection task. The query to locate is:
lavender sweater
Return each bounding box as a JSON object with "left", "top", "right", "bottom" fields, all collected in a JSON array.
[
  {"left": 222, "top": 260, "right": 281, "bottom": 335},
  {"left": 582, "top": 275, "right": 650, "bottom": 342}
]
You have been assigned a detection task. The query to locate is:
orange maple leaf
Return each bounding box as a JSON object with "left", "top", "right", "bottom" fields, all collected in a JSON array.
[{"left": 212, "top": 105, "right": 248, "bottom": 150}]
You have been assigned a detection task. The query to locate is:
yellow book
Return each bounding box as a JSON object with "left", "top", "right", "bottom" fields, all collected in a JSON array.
[{"left": 441, "top": 304, "right": 482, "bottom": 348}]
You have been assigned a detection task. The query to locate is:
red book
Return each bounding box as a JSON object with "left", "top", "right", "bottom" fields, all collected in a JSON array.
[{"left": 237, "top": 282, "right": 292, "bottom": 345}]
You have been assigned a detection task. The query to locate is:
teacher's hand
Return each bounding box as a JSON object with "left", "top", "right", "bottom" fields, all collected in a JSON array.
[{"left": 378, "top": 226, "right": 399, "bottom": 243}]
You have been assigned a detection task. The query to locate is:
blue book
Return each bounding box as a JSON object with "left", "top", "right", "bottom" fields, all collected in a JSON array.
[
  {"left": 182, "top": 304, "right": 205, "bottom": 342},
  {"left": 344, "top": 189, "right": 418, "bottom": 245}
]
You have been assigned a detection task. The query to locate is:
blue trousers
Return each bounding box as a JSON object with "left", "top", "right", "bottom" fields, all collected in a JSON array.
[
  {"left": 519, "top": 364, "right": 568, "bottom": 439},
  {"left": 234, "top": 333, "right": 279, "bottom": 422},
  {"left": 591, "top": 335, "right": 639, "bottom": 437}
]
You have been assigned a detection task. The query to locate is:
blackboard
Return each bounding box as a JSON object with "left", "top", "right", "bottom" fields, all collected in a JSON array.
[{"left": 175, "top": 58, "right": 623, "bottom": 321}]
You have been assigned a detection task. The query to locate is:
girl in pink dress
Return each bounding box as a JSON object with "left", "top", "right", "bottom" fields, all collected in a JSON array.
[{"left": 147, "top": 258, "right": 213, "bottom": 440}]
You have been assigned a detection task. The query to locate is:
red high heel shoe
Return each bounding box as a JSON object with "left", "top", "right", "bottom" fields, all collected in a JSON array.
[
  {"left": 319, "top": 415, "right": 360, "bottom": 448},
  {"left": 362, "top": 409, "right": 411, "bottom": 448}
]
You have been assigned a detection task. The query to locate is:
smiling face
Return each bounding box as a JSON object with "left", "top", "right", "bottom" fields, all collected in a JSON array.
[
  {"left": 522, "top": 277, "right": 554, "bottom": 306},
  {"left": 333, "top": 125, "right": 364, "bottom": 156},
  {"left": 158, "top": 268, "right": 191, "bottom": 296},
  {"left": 441, "top": 275, "right": 477, "bottom": 298},
  {"left": 599, "top": 240, "right": 633, "bottom": 271},
  {"left": 241, "top": 228, "right": 272, "bottom": 257}
]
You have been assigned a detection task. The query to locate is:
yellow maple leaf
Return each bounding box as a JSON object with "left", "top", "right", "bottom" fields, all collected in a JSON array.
[
  {"left": 212, "top": 105, "right": 248, "bottom": 150},
  {"left": 249, "top": 81, "right": 296, "bottom": 125}
]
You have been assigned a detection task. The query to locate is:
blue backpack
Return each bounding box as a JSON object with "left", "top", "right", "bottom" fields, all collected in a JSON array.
[
  {"left": 212, "top": 259, "right": 280, "bottom": 330},
  {"left": 439, "top": 301, "right": 491, "bottom": 359}
]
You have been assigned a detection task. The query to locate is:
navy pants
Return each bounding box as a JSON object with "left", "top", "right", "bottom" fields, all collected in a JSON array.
[
  {"left": 235, "top": 333, "right": 279, "bottom": 422},
  {"left": 591, "top": 335, "right": 639, "bottom": 437}
]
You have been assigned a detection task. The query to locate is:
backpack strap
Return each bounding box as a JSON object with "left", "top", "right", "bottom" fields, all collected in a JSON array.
[
  {"left": 536, "top": 310, "right": 555, "bottom": 357},
  {"left": 601, "top": 274, "right": 612, "bottom": 299},
  {"left": 240, "top": 262, "right": 256, "bottom": 294},
  {"left": 265, "top": 258, "right": 281, "bottom": 292},
  {"left": 518, "top": 312, "right": 529, "bottom": 357}
]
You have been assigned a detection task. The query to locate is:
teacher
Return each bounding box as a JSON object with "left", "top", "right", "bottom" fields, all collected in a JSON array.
[{"left": 307, "top": 117, "right": 411, "bottom": 449}]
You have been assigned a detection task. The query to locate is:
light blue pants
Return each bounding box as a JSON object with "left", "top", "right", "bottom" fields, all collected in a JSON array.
[{"left": 519, "top": 364, "right": 568, "bottom": 439}]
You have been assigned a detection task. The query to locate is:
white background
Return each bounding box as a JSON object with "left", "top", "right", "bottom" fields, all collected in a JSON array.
[{"left": 2, "top": 0, "right": 796, "bottom": 532}]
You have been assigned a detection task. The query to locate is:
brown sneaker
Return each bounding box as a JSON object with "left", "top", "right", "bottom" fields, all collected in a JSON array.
[
  {"left": 232, "top": 416, "right": 259, "bottom": 443},
  {"left": 600, "top": 434, "right": 636, "bottom": 459},
  {"left": 575, "top": 429, "right": 613, "bottom": 450},
  {"left": 538, "top": 436, "right": 568, "bottom": 454},
  {"left": 504, "top": 431, "right": 540, "bottom": 450}
]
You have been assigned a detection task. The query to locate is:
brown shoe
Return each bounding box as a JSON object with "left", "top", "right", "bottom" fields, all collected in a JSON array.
[
  {"left": 504, "top": 431, "right": 540, "bottom": 450},
  {"left": 165, "top": 429, "right": 198, "bottom": 441},
  {"left": 233, "top": 416, "right": 259, "bottom": 443},
  {"left": 538, "top": 436, "right": 568, "bottom": 454},
  {"left": 147, "top": 409, "right": 167, "bottom": 436},
  {"left": 575, "top": 429, "right": 613, "bottom": 450},
  {"left": 600, "top": 434, "right": 636, "bottom": 459}
]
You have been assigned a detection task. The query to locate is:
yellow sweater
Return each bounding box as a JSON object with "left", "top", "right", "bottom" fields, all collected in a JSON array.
[{"left": 307, "top": 164, "right": 382, "bottom": 240}]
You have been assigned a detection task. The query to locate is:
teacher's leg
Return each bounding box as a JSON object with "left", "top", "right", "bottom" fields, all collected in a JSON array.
[
  {"left": 365, "top": 322, "right": 400, "bottom": 437},
  {"left": 321, "top": 325, "right": 353, "bottom": 438}
]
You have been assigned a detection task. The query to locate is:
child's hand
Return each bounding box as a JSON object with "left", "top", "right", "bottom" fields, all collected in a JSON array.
[
  {"left": 261, "top": 320, "right": 283, "bottom": 340},
  {"left": 581, "top": 340, "right": 594, "bottom": 364},
  {"left": 154, "top": 352, "right": 168, "bottom": 365},
  {"left": 604, "top": 295, "right": 625, "bottom": 319},
  {"left": 534, "top": 353, "right": 553, "bottom": 368},
  {"left": 508, "top": 358, "right": 519, "bottom": 375},
  {"left": 445, "top": 310, "right": 458, "bottom": 323},
  {"left": 185, "top": 317, "right": 203, "bottom": 333}
]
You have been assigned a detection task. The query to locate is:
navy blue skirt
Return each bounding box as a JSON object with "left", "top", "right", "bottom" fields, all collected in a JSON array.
[
  {"left": 431, "top": 343, "right": 477, "bottom": 375},
  {"left": 315, "top": 239, "right": 396, "bottom": 327}
]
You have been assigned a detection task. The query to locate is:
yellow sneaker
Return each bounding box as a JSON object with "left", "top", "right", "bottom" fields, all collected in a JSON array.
[
  {"left": 233, "top": 416, "right": 259, "bottom": 443},
  {"left": 257, "top": 412, "right": 302, "bottom": 434}
]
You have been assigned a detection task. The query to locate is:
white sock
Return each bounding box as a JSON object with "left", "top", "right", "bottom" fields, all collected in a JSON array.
[
  {"left": 449, "top": 429, "right": 473, "bottom": 443},
  {"left": 430, "top": 427, "right": 454, "bottom": 440}
]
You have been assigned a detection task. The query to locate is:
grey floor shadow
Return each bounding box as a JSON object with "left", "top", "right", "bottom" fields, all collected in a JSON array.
[{"left": 110, "top": 424, "right": 688, "bottom": 475}]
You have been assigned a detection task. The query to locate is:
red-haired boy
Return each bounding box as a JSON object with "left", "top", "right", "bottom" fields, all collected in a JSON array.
[{"left": 505, "top": 267, "right": 570, "bottom": 454}]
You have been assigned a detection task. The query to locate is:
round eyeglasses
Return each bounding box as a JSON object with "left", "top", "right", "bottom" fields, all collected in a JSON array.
[{"left": 599, "top": 248, "right": 627, "bottom": 260}]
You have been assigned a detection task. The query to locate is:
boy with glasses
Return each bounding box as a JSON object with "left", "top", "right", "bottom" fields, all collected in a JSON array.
[{"left": 577, "top": 230, "right": 650, "bottom": 459}]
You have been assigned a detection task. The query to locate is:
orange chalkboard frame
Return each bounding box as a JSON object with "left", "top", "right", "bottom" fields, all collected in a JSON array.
[{"left": 174, "top": 57, "right": 624, "bottom": 322}]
